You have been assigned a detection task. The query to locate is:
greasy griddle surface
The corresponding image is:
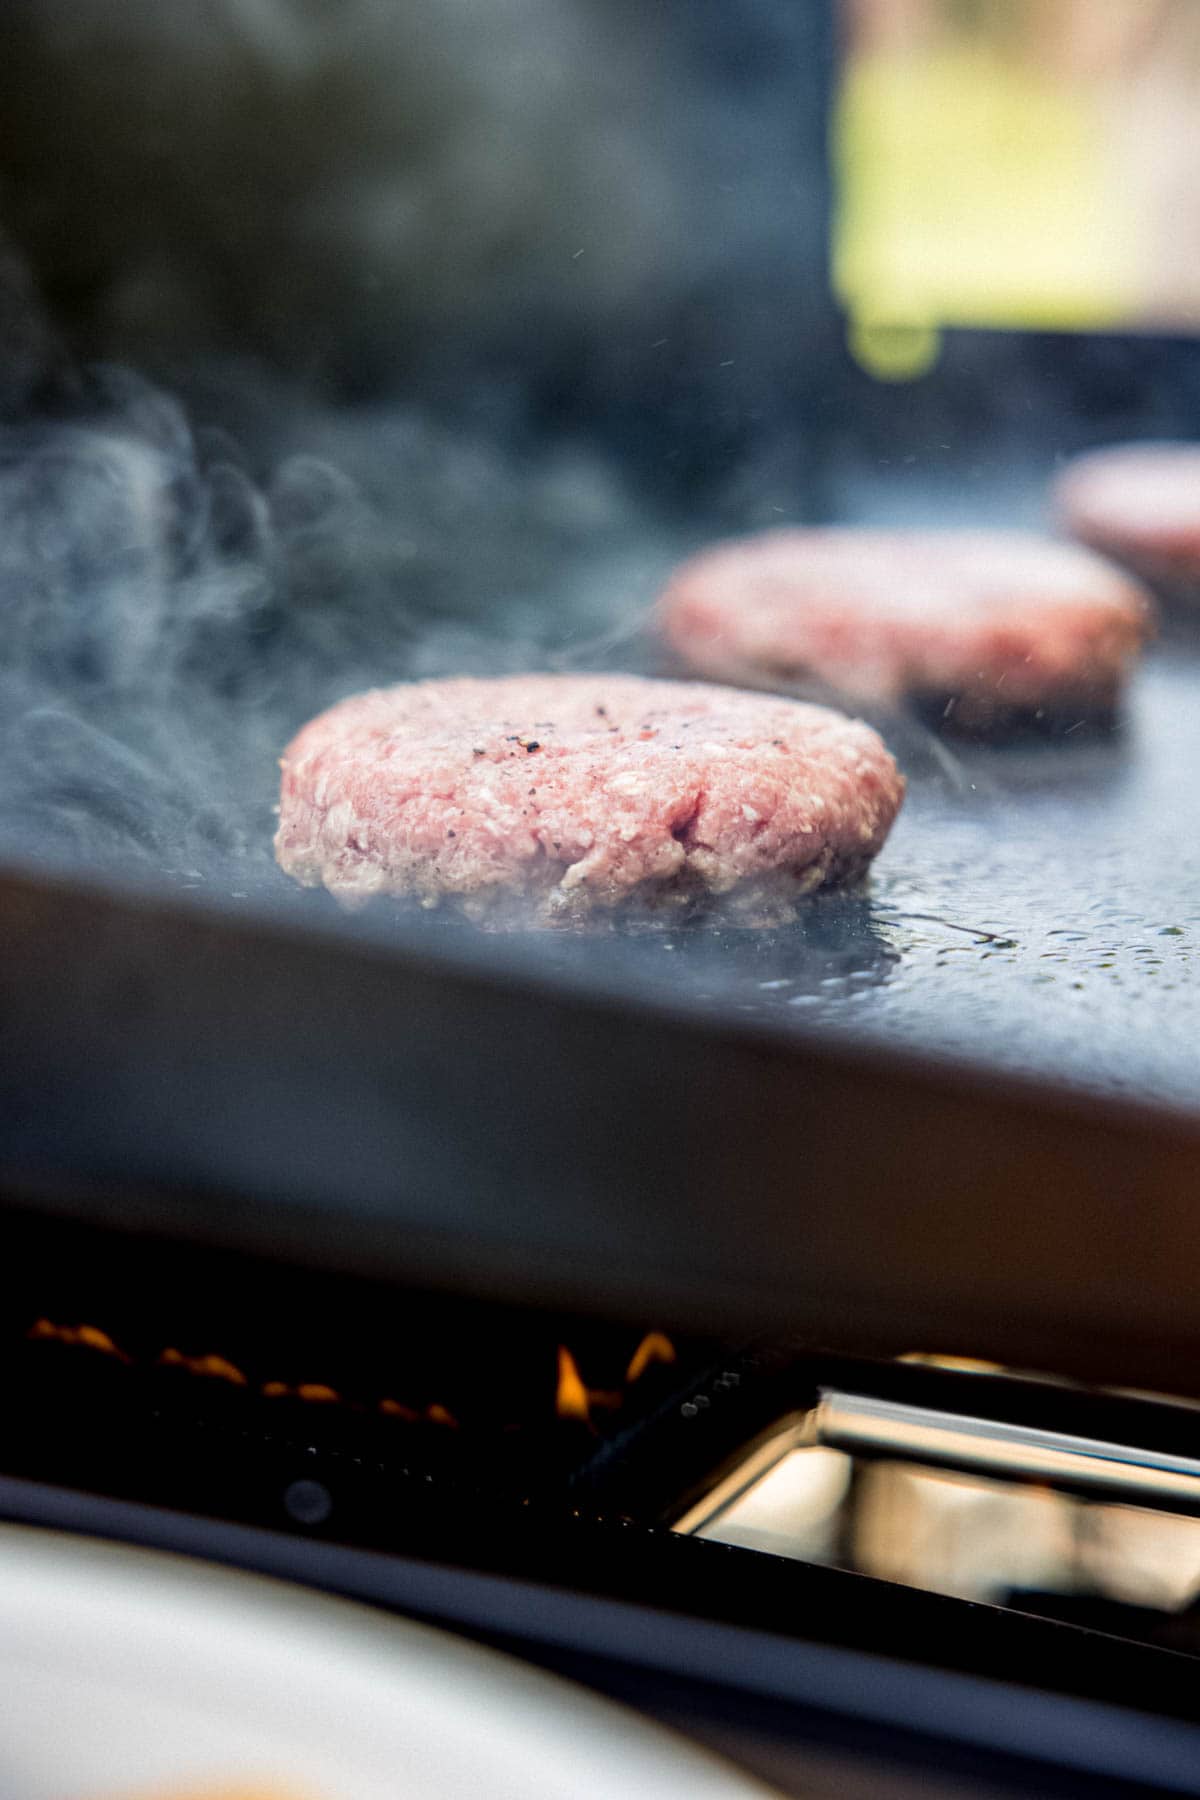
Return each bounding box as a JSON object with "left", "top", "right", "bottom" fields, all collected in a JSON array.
[
  {"left": 343, "top": 637, "right": 1200, "bottom": 1115},
  {"left": 8, "top": 625, "right": 1198, "bottom": 1118},
  {"left": 848, "top": 648, "right": 1200, "bottom": 1109}
]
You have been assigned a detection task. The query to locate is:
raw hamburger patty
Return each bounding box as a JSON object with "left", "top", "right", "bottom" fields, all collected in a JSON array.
[
  {"left": 659, "top": 529, "right": 1151, "bottom": 733},
  {"left": 1055, "top": 443, "right": 1200, "bottom": 590},
  {"left": 275, "top": 673, "right": 904, "bottom": 926}
]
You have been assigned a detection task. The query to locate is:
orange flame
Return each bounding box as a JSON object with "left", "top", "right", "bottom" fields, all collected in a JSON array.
[
  {"left": 378, "top": 1396, "right": 420, "bottom": 1421},
  {"left": 555, "top": 1346, "right": 625, "bottom": 1426},
  {"left": 27, "top": 1315, "right": 671, "bottom": 1434},
  {"left": 378, "top": 1397, "right": 458, "bottom": 1426},
  {"left": 556, "top": 1345, "right": 592, "bottom": 1422},
  {"left": 625, "top": 1332, "right": 676, "bottom": 1383},
  {"left": 28, "top": 1319, "right": 131, "bottom": 1362},
  {"left": 160, "top": 1348, "right": 247, "bottom": 1385},
  {"left": 261, "top": 1380, "right": 340, "bottom": 1403}
]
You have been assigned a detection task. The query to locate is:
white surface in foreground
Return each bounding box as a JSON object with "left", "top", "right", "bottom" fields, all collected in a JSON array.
[{"left": 0, "top": 1523, "right": 777, "bottom": 1800}]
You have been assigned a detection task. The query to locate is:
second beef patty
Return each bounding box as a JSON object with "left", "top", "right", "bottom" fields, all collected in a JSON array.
[{"left": 658, "top": 528, "right": 1152, "bottom": 736}]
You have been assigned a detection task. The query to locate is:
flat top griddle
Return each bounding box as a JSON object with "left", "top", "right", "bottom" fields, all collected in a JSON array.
[
  {"left": 211, "top": 631, "right": 1200, "bottom": 1119},
  {"left": 5, "top": 488, "right": 1200, "bottom": 1385},
  {"left": 484, "top": 473, "right": 1200, "bottom": 1117},
  {"left": 4, "top": 426, "right": 1196, "bottom": 1112}
]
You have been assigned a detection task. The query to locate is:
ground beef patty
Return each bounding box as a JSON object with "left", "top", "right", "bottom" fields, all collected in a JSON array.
[
  {"left": 1055, "top": 443, "right": 1200, "bottom": 600},
  {"left": 275, "top": 673, "right": 904, "bottom": 926},
  {"left": 659, "top": 529, "right": 1151, "bottom": 736}
]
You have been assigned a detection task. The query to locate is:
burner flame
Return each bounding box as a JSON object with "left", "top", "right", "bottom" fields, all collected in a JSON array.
[
  {"left": 28, "top": 1315, "right": 673, "bottom": 1434},
  {"left": 556, "top": 1345, "right": 593, "bottom": 1422},
  {"left": 28, "top": 1319, "right": 130, "bottom": 1362},
  {"left": 625, "top": 1331, "right": 675, "bottom": 1383},
  {"left": 378, "top": 1398, "right": 460, "bottom": 1426},
  {"left": 557, "top": 1333, "right": 676, "bottom": 1425},
  {"left": 263, "top": 1380, "right": 340, "bottom": 1403},
  {"left": 160, "top": 1347, "right": 247, "bottom": 1385}
]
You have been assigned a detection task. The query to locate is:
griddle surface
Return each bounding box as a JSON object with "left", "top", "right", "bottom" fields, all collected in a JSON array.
[
  {"left": 856, "top": 650, "right": 1200, "bottom": 1110},
  {"left": 6, "top": 621, "right": 1199, "bottom": 1117},
  {"left": 384, "top": 640, "right": 1200, "bottom": 1115}
]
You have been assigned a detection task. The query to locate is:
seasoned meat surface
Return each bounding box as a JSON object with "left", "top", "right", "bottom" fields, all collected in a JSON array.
[{"left": 275, "top": 672, "right": 904, "bottom": 926}]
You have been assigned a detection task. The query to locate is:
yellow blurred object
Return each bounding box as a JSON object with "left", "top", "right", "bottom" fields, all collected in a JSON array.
[
  {"left": 834, "top": 40, "right": 1138, "bottom": 364},
  {"left": 834, "top": 0, "right": 1200, "bottom": 375},
  {"left": 846, "top": 316, "right": 942, "bottom": 381}
]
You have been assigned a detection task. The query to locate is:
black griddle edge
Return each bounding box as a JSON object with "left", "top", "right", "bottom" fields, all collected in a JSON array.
[{"left": 4, "top": 863, "right": 1200, "bottom": 1395}]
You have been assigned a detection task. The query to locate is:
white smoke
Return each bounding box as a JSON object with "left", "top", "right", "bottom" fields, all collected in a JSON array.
[{"left": 0, "top": 0, "right": 827, "bottom": 894}]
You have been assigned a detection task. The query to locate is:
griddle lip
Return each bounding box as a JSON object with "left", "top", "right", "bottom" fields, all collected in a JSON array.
[
  {"left": 0, "top": 847, "right": 1194, "bottom": 1140},
  {"left": 2, "top": 856, "right": 1200, "bottom": 1392}
]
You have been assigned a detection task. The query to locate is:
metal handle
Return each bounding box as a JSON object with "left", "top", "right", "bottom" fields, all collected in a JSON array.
[{"left": 815, "top": 1390, "right": 1200, "bottom": 1511}]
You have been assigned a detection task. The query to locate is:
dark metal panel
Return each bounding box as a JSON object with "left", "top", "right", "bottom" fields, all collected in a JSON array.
[{"left": 2, "top": 866, "right": 1200, "bottom": 1391}]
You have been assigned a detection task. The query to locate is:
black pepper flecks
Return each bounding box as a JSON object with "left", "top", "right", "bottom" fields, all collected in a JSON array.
[{"left": 525, "top": 741, "right": 540, "bottom": 753}]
